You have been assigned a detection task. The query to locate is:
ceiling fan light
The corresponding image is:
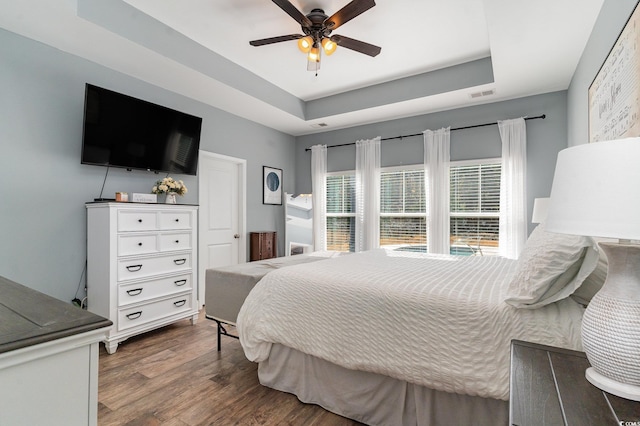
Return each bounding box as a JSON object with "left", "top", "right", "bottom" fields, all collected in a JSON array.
[
  {"left": 297, "top": 36, "right": 313, "bottom": 53},
  {"left": 307, "top": 45, "right": 321, "bottom": 62},
  {"left": 307, "top": 45, "right": 321, "bottom": 72},
  {"left": 321, "top": 38, "right": 337, "bottom": 55}
]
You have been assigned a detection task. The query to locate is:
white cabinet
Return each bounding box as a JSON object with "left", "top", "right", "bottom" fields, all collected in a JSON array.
[
  {"left": 86, "top": 202, "right": 199, "bottom": 354},
  {"left": 0, "top": 275, "right": 111, "bottom": 426}
]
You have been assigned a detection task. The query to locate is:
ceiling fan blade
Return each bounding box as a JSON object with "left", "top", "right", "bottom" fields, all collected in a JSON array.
[
  {"left": 271, "top": 0, "right": 312, "bottom": 28},
  {"left": 331, "top": 34, "right": 381, "bottom": 57},
  {"left": 325, "top": 0, "right": 376, "bottom": 30},
  {"left": 250, "top": 34, "right": 304, "bottom": 47}
]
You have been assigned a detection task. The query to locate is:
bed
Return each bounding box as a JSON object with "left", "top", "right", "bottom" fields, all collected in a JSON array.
[
  {"left": 236, "top": 224, "right": 604, "bottom": 425},
  {"left": 204, "top": 251, "right": 344, "bottom": 350}
]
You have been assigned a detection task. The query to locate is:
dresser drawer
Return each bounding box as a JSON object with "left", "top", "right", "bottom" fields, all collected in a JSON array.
[
  {"left": 159, "top": 232, "right": 192, "bottom": 252},
  {"left": 118, "top": 253, "right": 192, "bottom": 281},
  {"left": 117, "top": 293, "right": 193, "bottom": 331},
  {"left": 118, "top": 211, "right": 158, "bottom": 232},
  {"left": 159, "top": 211, "right": 192, "bottom": 230},
  {"left": 118, "top": 274, "right": 192, "bottom": 306},
  {"left": 118, "top": 234, "right": 158, "bottom": 256}
]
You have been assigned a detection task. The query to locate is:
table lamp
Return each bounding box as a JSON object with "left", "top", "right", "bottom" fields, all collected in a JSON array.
[
  {"left": 545, "top": 137, "right": 640, "bottom": 401},
  {"left": 531, "top": 197, "right": 550, "bottom": 224}
]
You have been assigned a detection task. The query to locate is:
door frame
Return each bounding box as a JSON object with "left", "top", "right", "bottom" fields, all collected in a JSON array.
[{"left": 197, "top": 150, "right": 247, "bottom": 308}]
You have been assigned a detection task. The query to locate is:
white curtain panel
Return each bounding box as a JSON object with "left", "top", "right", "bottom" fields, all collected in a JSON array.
[
  {"left": 311, "top": 144, "right": 327, "bottom": 251},
  {"left": 355, "top": 137, "right": 381, "bottom": 252},
  {"left": 498, "top": 117, "right": 527, "bottom": 259},
  {"left": 424, "top": 127, "right": 451, "bottom": 255}
]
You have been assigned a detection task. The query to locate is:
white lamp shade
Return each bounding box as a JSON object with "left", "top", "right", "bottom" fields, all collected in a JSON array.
[
  {"left": 546, "top": 138, "right": 640, "bottom": 240},
  {"left": 547, "top": 137, "right": 640, "bottom": 401},
  {"left": 531, "top": 197, "right": 550, "bottom": 224}
]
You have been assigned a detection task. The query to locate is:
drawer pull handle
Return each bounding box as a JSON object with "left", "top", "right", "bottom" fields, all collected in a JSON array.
[
  {"left": 138, "top": 242, "right": 143, "bottom": 246},
  {"left": 174, "top": 299, "right": 187, "bottom": 307},
  {"left": 126, "top": 288, "right": 143, "bottom": 296},
  {"left": 175, "top": 218, "right": 180, "bottom": 222},
  {"left": 126, "top": 311, "right": 142, "bottom": 320},
  {"left": 173, "top": 258, "right": 187, "bottom": 265},
  {"left": 174, "top": 279, "right": 187, "bottom": 286},
  {"left": 138, "top": 219, "right": 143, "bottom": 223},
  {"left": 126, "top": 264, "right": 143, "bottom": 272},
  {"left": 175, "top": 240, "right": 180, "bottom": 244}
]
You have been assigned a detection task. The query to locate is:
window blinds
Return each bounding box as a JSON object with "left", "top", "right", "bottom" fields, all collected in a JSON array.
[
  {"left": 449, "top": 162, "right": 501, "bottom": 255},
  {"left": 326, "top": 174, "right": 356, "bottom": 252},
  {"left": 380, "top": 169, "right": 426, "bottom": 249},
  {"left": 325, "top": 162, "right": 501, "bottom": 255}
]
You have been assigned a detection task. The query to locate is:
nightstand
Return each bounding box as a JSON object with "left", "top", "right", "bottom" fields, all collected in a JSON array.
[
  {"left": 510, "top": 340, "right": 640, "bottom": 425},
  {"left": 250, "top": 231, "right": 277, "bottom": 261}
]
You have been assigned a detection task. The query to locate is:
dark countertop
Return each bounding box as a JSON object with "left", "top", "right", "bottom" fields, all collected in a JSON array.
[{"left": 0, "top": 275, "right": 112, "bottom": 354}]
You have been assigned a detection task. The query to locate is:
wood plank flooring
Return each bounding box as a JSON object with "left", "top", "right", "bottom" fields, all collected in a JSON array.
[{"left": 98, "top": 311, "right": 363, "bottom": 425}]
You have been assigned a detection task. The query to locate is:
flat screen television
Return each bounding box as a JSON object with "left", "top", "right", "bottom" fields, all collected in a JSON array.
[{"left": 81, "top": 84, "right": 202, "bottom": 176}]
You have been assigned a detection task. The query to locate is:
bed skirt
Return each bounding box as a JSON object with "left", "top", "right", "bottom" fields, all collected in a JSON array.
[{"left": 258, "top": 344, "right": 508, "bottom": 426}]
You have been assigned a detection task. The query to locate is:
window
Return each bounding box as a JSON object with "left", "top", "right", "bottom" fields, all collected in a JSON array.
[
  {"left": 449, "top": 160, "right": 501, "bottom": 256},
  {"left": 326, "top": 173, "right": 355, "bottom": 252},
  {"left": 325, "top": 160, "right": 501, "bottom": 256},
  {"left": 379, "top": 167, "right": 426, "bottom": 251}
]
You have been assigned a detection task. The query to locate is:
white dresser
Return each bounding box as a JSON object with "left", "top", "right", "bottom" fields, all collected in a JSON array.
[
  {"left": 0, "top": 275, "right": 111, "bottom": 426},
  {"left": 86, "top": 202, "right": 199, "bottom": 354}
]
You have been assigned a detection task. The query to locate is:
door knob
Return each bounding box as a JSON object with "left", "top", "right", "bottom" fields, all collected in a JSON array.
[{"left": 234, "top": 234, "right": 240, "bottom": 239}]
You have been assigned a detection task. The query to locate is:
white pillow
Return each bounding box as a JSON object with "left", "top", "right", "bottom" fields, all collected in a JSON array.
[
  {"left": 570, "top": 241, "right": 609, "bottom": 306},
  {"left": 505, "top": 223, "right": 599, "bottom": 309}
]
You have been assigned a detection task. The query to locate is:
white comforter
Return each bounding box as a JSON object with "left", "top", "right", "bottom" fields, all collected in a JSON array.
[{"left": 237, "top": 249, "right": 584, "bottom": 400}]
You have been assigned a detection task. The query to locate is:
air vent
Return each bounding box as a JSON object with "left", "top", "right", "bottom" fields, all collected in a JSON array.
[
  {"left": 310, "top": 123, "right": 329, "bottom": 128},
  {"left": 470, "top": 89, "right": 495, "bottom": 99}
]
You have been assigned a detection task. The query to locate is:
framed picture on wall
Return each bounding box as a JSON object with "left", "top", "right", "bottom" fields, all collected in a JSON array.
[
  {"left": 588, "top": 1, "right": 640, "bottom": 143},
  {"left": 263, "top": 166, "right": 283, "bottom": 205}
]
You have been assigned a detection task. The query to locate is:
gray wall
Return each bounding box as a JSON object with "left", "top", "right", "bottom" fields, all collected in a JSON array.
[
  {"left": 295, "top": 91, "right": 568, "bottom": 236},
  {"left": 0, "top": 29, "right": 295, "bottom": 302},
  {"left": 568, "top": 0, "right": 638, "bottom": 146}
]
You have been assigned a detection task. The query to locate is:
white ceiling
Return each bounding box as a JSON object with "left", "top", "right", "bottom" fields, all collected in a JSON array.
[{"left": 0, "top": 0, "right": 604, "bottom": 136}]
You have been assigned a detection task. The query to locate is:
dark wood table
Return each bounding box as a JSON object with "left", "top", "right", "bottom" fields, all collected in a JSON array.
[{"left": 510, "top": 339, "right": 640, "bottom": 425}]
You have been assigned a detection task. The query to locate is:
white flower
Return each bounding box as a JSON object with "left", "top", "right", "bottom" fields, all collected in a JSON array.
[{"left": 152, "top": 176, "right": 187, "bottom": 195}]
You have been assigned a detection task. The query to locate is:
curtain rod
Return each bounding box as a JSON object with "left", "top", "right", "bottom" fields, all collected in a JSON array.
[{"left": 304, "top": 114, "right": 546, "bottom": 151}]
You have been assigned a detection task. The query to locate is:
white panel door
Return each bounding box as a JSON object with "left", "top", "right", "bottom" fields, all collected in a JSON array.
[{"left": 198, "top": 152, "right": 246, "bottom": 307}]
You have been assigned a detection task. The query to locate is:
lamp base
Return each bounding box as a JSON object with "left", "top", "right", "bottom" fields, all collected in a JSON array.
[
  {"left": 586, "top": 367, "right": 640, "bottom": 401},
  {"left": 581, "top": 243, "right": 640, "bottom": 401}
]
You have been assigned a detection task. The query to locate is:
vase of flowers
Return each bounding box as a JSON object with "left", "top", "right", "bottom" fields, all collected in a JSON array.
[
  {"left": 165, "top": 193, "right": 177, "bottom": 204},
  {"left": 152, "top": 177, "right": 187, "bottom": 204}
]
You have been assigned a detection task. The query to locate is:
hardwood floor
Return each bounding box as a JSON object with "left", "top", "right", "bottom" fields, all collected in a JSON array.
[{"left": 98, "top": 311, "right": 363, "bottom": 426}]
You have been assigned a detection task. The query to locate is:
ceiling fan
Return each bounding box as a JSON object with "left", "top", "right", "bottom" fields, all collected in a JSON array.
[{"left": 249, "top": 0, "right": 381, "bottom": 72}]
